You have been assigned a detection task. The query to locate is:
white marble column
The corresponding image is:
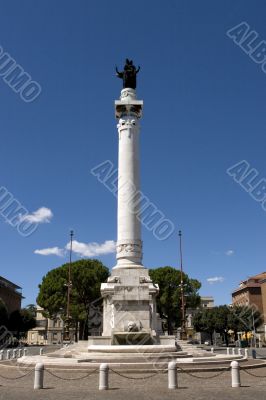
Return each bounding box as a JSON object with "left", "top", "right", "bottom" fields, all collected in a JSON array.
[{"left": 114, "top": 88, "right": 143, "bottom": 269}]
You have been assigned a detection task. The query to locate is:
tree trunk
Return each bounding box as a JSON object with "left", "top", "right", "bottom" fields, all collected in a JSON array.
[
  {"left": 79, "top": 320, "right": 84, "bottom": 340},
  {"left": 74, "top": 321, "right": 78, "bottom": 342},
  {"left": 224, "top": 331, "right": 229, "bottom": 347},
  {"left": 167, "top": 318, "right": 173, "bottom": 335},
  {"left": 82, "top": 320, "right": 86, "bottom": 340},
  {"left": 210, "top": 331, "right": 213, "bottom": 345}
]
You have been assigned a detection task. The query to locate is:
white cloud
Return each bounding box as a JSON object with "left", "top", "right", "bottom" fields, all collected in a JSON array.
[
  {"left": 34, "top": 247, "right": 65, "bottom": 257},
  {"left": 35, "top": 240, "right": 116, "bottom": 258},
  {"left": 21, "top": 207, "right": 53, "bottom": 223},
  {"left": 66, "top": 240, "right": 116, "bottom": 257},
  {"left": 225, "top": 250, "right": 234, "bottom": 256},
  {"left": 207, "top": 276, "right": 225, "bottom": 284}
]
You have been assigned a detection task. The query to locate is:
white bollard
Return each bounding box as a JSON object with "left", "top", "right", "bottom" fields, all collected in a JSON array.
[
  {"left": 238, "top": 348, "right": 242, "bottom": 356},
  {"left": 34, "top": 363, "right": 44, "bottom": 390},
  {"left": 231, "top": 361, "right": 241, "bottom": 388},
  {"left": 0, "top": 350, "right": 3, "bottom": 360},
  {"left": 232, "top": 348, "right": 235, "bottom": 355},
  {"left": 12, "top": 349, "right": 17, "bottom": 359},
  {"left": 40, "top": 348, "right": 44, "bottom": 356},
  {"left": 6, "top": 349, "right": 11, "bottom": 360},
  {"left": 226, "top": 347, "right": 230, "bottom": 355},
  {"left": 99, "top": 363, "right": 109, "bottom": 390},
  {"left": 251, "top": 349, "right": 256, "bottom": 359},
  {"left": 23, "top": 348, "right": 27, "bottom": 357},
  {"left": 211, "top": 347, "right": 214, "bottom": 353},
  {"left": 244, "top": 348, "right": 249, "bottom": 358},
  {"left": 168, "top": 361, "right": 178, "bottom": 389},
  {"left": 18, "top": 349, "right": 23, "bottom": 358}
]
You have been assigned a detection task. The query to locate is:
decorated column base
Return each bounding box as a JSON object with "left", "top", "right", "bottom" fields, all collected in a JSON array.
[{"left": 100, "top": 267, "right": 161, "bottom": 342}]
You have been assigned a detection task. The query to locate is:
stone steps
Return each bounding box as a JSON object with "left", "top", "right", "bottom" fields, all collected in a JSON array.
[{"left": 176, "top": 340, "right": 210, "bottom": 356}]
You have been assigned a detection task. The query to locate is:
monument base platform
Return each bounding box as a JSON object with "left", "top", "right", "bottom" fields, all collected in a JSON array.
[
  {"left": 87, "top": 335, "right": 175, "bottom": 347},
  {"left": 85, "top": 335, "right": 178, "bottom": 362},
  {"left": 18, "top": 339, "right": 245, "bottom": 367}
]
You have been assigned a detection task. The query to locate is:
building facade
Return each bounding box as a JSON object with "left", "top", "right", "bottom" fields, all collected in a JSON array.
[
  {"left": 258, "top": 278, "right": 266, "bottom": 336},
  {"left": 200, "top": 296, "right": 215, "bottom": 309},
  {"left": 0, "top": 276, "right": 23, "bottom": 314},
  {"left": 232, "top": 273, "right": 266, "bottom": 314},
  {"left": 232, "top": 272, "right": 266, "bottom": 337},
  {"left": 27, "top": 307, "right": 74, "bottom": 345}
]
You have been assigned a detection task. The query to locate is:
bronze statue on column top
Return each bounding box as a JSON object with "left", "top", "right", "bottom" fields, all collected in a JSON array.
[{"left": 116, "top": 59, "right": 140, "bottom": 90}]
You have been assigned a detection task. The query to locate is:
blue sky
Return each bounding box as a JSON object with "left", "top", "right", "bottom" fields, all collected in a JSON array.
[{"left": 0, "top": 0, "right": 266, "bottom": 307}]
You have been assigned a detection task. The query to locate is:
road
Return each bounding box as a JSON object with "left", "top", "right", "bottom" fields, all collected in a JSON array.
[{"left": 0, "top": 365, "right": 266, "bottom": 400}]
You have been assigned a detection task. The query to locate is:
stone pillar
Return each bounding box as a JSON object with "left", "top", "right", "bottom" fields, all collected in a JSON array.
[
  {"left": 168, "top": 361, "right": 178, "bottom": 389},
  {"left": 98, "top": 87, "right": 161, "bottom": 341},
  {"left": 231, "top": 361, "right": 241, "bottom": 387},
  {"left": 99, "top": 363, "right": 109, "bottom": 390},
  {"left": 114, "top": 88, "right": 143, "bottom": 269},
  {"left": 34, "top": 363, "right": 44, "bottom": 390}
]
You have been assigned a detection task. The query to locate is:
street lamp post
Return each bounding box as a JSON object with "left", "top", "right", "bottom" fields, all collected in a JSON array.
[
  {"left": 178, "top": 230, "right": 187, "bottom": 340},
  {"left": 64, "top": 230, "right": 74, "bottom": 342},
  {"left": 251, "top": 307, "right": 256, "bottom": 348}
]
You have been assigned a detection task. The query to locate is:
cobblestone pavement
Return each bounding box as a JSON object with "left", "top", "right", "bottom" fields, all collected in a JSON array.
[{"left": 1, "top": 363, "right": 266, "bottom": 400}]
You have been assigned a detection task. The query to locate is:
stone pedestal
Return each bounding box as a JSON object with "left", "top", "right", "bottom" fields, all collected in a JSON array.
[{"left": 101, "top": 268, "right": 159, "bottom": 342}]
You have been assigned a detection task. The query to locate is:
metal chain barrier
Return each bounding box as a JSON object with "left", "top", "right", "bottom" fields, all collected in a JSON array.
[
  {"left": 241, "top": 367, "right": 266, "bottom": 378},
  {"left": 45, "top": 368, "right": 98, "bottom": 381},
  {"left": 178, "top": 367, "right": 229, "bottom": 380},
  {"left": 0, "top": 368, "right": 35, "bottom": 380},
  {"left": 109, "top": 368, "right": 168, "bottom": 380}
]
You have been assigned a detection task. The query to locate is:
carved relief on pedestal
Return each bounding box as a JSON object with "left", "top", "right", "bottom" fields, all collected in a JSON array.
[
  {"left": 111, "top": 304, "right": 115, "bottom": 329},
  {"left": 116, "top": 240, "right": 142, "bottom": 260},
  {"left": 107, "top": 276, "right": 121, "bottom": 284},
  {"left": 139, "top": 276, "right": 152, "bottom": 284},
  {"left": 127, "top": 321, "right": 139, "bottom": 332}
]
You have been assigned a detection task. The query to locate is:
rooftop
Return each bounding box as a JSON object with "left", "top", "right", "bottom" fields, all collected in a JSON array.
[
  {"left": 245, "top": 272, "right": 266, "bottom": 282},
  {"left": 0, "top": 276, "right": 22, "bottom": 295},
  {"left": 232, "top": 272, "right": 266, "bottom": 295}
]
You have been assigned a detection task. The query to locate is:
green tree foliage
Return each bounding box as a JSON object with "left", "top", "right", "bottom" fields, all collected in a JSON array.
[
  {"left": 228, "top": 305, "right": 262, "bottom": 340},
  {"left": 37, "top": 259, "right": 109, "bottom": 340},
  {"left": 8, "top": 305, "right": 36, "bottom": 338},
  {"left": 21, "top": 304, "right": 37, "bottom": 332},
  {"left": 25, "top": 304, "right": 37, "bottom": 316},
  {"left": 193, "top": 305, "right": 262, "bottom": 345},
  {"left": 193, "top": 307, "right": 217, "bottom": 345},
  {"left": 149, "top": 266, "right": 201, "bottom": 334}
]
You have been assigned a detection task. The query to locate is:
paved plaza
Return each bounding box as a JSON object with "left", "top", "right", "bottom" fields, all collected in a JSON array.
[{"left": 1, "top": 361, "right": 266, "bottom": 400}]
